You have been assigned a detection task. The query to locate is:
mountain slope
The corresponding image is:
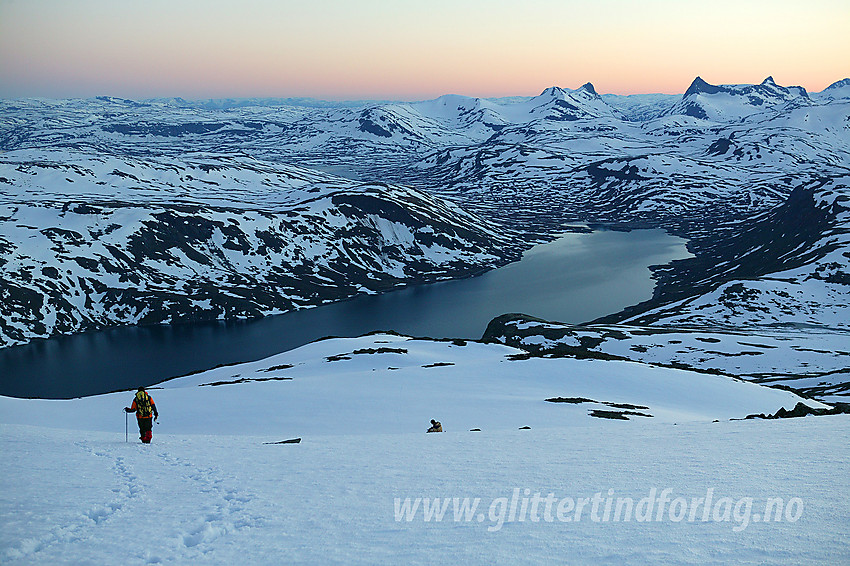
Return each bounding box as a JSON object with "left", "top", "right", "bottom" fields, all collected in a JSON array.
[
  {"left": 1, "top": 78, "right": 848, "bottom": 345},
  {"left": 481, "top": 174, "right": 850, "bottom": 402},
  {"left": 601, "top": 174, "right": 850, "bottom": 330},
  {"left": 0, "top": 150, "right": 516, "bottom": 347},
  {"left": 484, "top": 314, "right": 850, "bottom": 402},
  {"left": 665, "top": 76, "right": 811, "bottom": 122},
  {"left": 0, "top": 333, "right": 826, "bottom": 433}
]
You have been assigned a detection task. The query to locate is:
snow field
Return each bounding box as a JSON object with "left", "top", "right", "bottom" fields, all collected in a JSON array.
[
  {"left": 1, "top": 416, "right": 848, "bottom": 565},
  {"left": 1, "top": 334, "right": 846, "bottom": 564},
  {"left": 0, "top": 335, "right": 826, "bottom": 437}
]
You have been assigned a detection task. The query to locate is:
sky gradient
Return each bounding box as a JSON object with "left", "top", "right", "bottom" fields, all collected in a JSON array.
[{"left": 1, "top": 0, "right": 848, "bottom": 100}]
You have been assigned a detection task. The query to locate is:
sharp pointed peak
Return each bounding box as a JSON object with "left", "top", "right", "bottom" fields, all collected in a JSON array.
[{"left": 684, "top": 76, "right": 722, "bottom": 97}]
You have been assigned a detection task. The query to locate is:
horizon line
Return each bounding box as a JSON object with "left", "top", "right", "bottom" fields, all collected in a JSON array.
[{"left": 3, "top": 75, "right": 848, "bottom": 105}]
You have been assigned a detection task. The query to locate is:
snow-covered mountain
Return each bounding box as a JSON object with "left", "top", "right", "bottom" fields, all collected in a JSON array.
[
  {"left": 483, "top": 172, "right": 850, "bottom": 403},
  {"left": 665, "top": 76, "right": 811, "bottom": 122},
  {"left": 3, "top": 79, "right": 846, "bottom": 232},
  {"left": 412, "top": 78, "right": 849, "bottom": 234},
  {"left": 804, "top": 78, "right": 850, "bottom": 103},
  {"left": 1, "top": 76, "right": 848, "bottom": 349},
  {"left": 0, "top": 149, "right": 516, "bottom": 347}
]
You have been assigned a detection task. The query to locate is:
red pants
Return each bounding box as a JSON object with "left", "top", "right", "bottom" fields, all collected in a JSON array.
[{"left": 137, "top": 417, "right": 153, "bottom": 443}]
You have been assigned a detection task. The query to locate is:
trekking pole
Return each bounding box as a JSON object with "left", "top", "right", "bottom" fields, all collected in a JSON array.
[{"left": 125, "top": 410, "right": 128, "bottom": 443}]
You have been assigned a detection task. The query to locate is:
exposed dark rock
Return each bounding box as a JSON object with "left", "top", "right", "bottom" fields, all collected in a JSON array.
[
  {"left": 351, "top": 347, "right": 408, "bottom": 355},
  {"left": 200, "top": 376, "right": 293, "bottom": 387},
  {"left": 745, "top": 402, "right": 850, "bottom": 420},
  {"left": 261, "top": 364, "right": 294, "bottom": 372},
  {"left": 589, "top": 409, "right": 653, "bottom": 420}
]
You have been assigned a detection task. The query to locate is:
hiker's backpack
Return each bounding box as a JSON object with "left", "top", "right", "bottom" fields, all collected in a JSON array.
[{"left": 135, "top": 391, "right": 152, "bottom": 417}]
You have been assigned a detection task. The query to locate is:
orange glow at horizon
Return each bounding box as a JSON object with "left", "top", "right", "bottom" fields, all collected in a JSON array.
[{"left": 1, "top": 0, "right": 847, "bottom": 100}]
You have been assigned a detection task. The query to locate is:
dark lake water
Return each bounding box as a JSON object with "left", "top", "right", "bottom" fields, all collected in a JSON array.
[{"left": 0, "top": 229, "right": 690, "bottom": 398}]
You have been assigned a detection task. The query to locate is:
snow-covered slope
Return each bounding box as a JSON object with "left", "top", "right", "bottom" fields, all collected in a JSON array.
[
  {"left": 0, "top": 150, "right": 516, "bottom": 347},
  {"left": 484, "top": 315, "right": 850, "bottom": 403},
  {"left": 807, "top": 78, "right": 850, "bottom": 103},
  {"left": 483, "top": 174, "right": 850, "bottom": 404},
  {"left": 3, "top": 417, "right": 848, "bottom": 565},
  {"left": 604, "top": 174, "right": 850, "bottom": 332},
  {"left": 2, "top": 333, "right": 824, "bottom": 434},
  {"left": 1, "top": 333, "right": 846, "bottom": 564}
]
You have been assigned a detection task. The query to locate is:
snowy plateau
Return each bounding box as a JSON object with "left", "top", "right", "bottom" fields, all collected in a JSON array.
[{"left": 1, "top": 76, "right": 849, "bottom": 564}]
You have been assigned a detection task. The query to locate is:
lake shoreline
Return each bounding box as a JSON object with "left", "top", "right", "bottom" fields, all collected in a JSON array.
[{"left": 1, "top": 228, "right": 691, "bottom": 399}]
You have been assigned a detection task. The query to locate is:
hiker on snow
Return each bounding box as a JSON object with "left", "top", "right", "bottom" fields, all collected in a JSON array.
[
  {"left": 427, "top": 419, "right": 442, "bottom": 433},
  {"left": 125, "top": 387, "right": 158, "bottom": 443}
]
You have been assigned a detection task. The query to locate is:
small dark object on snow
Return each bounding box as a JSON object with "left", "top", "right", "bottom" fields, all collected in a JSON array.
[
  {"left": 200, "top": 376, "right": 292, "bottom": 387},
  {"left": 427, "top": 419, "right": 443, "bottom": 433},
  {"left": 519, "top": 426, "right": 531, "bottom": 430},
  {"left": 590, "top": 410, "right": 630, "bottom": 420},
  {"left": 469, "top": 428, "right": 481, "bottom": 432},
  {"left": 264, "top": 438, "right": 302, "bottom": 444}
]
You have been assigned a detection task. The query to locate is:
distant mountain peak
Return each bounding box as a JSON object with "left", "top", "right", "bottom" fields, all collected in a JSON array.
[
  {"left": 684, "top": 76, "right": 723, "bottom": 97},
  {"left": 539, "top": 83, "right": 599, "bottom": 99},
  {"left": 540, "top": 86, "right": 567, "bottom": 97},
  {"left": 670, "top": 75, "right": 814, "bottom": 121},
  {"left": 815, "top": 78, "right": 850, "bottom": 101},
  {"left": 579, "top": 82, "right": 598, "bottom": 96},
  {"left": 824, "top": 78, "right": 850, "bottom": 90}
]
